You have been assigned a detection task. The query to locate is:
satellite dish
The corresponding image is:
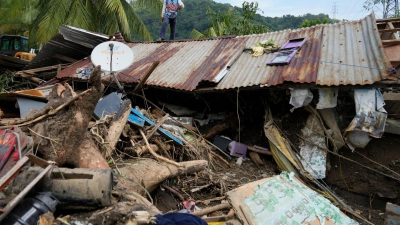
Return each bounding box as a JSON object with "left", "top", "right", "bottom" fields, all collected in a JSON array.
[{"left": 91, "top": 41, "right": 134, "bottom": 72}]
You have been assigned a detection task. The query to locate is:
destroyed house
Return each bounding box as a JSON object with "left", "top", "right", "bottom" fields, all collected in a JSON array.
[
  {"left": 2, "top": 12, "right": 400, "bottom": 225},
  {"left": 55, "top": 13, "right": 397, "bottom": 91}
]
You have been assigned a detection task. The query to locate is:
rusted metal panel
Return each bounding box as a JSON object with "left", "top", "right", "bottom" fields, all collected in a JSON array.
[
  {"left": 56, "top": 13, "right": 391, "bottom": 90},
  {"left": 117, "top": 38, "right": 245, "bottom": 90},
  {"left": 56, "top": 58, "right": 92, "bottom": 78},
  {"left": 216, "top": 13, "right": 391, "bottom": 89}
]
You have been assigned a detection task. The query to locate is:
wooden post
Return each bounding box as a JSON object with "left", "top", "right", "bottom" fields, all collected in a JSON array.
[{"left": 133, "top": 61, "right": 160, "bottom": 93}]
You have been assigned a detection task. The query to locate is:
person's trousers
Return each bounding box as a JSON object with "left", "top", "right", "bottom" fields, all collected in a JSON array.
[{"left": 159, "top": 16, "right": 177, "bottom": 40}]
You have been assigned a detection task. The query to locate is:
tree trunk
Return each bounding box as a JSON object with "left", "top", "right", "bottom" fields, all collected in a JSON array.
[
  {"left": 30, "top": 66, "right": 105, "bottom": 168},
  {"left": 117, "top": 158, "right": 208, "bottom": 195}
]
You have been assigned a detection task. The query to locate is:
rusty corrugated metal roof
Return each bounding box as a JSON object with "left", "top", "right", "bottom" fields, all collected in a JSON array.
[
  {"left": 56, "top": 13, "right": 391, "bottom": 91},
  {"left": 216, "top": 13, "right": 391, "bottom": 89},
  {"left": 116, "top": 38, "right": 245, "bottom": 90}
]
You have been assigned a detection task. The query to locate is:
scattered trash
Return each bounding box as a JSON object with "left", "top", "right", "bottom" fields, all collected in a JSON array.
[
  {"left": 344, "top": 88, "right": 387, "bottom": 150},
  {"left": 289, "top": 88, "right": 313, "bottom": 112},
  {"left": 316, "top": 88, "right": 338, "bottom": 109},
  {"left": 227, "top": 172, "right": 358, "bottom": 225}
]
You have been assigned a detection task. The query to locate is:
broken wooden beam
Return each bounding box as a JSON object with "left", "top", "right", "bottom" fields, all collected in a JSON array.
[
  {"left": 382, "top": 39, "right": 400, "bottom": 46},
  {"left": 133, "top": 61, "right": 160, "bottom": 93},
  {"left": 247, "top": 146, "right": 272, "bottom": 155},
  {"left": 105, "top": 99, "right": 132, "bottom": 157}
]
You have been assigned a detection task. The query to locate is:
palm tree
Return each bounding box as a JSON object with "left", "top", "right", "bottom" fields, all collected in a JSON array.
[
  {"left": 0, "top": 0, "right": 162, "bottom": 43},
  {"left": 190, "top": 1, "right": 269, "bottom": 39},
  {"left": 0, "top": 0, "right": 39, "bottom": 36}
]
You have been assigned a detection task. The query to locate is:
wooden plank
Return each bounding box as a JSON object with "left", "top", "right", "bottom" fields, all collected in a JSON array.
[
  {"left": 382, "top": 39, "right": 400, "bottom": 46},
  {"left": 0, "top": 156, "right": 29, "bottom": 191},
  {"left": 27, "top": 153, "right": 51, "bottom": 168},
  {"left": 377, "top": 17, "right": 400, "bottom": 23},
  {"left": 0, "top": 164, "right": 53, "bottom": 220},
  {"left": 388, "top": 22, "right": 400, "bottom": 40},
  {"left": 379, "top": 28, "right": 400, "bottom": 33},
  {"left": 132, "top": 61, "right": 160, "bottom": 93}
]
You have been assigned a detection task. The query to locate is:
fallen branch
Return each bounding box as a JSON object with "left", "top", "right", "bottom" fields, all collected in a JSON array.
[
  {"left": 209, "top": 149, "right": 230, "bottom": 167},
  {"left": 161, "top": 184, "right": 185, "bottom": 201},
  {"left": 145, "top": 113, "right": 169, "bottom": 140},
  {"left": 191, "top": 203, "right": 230, "bottom": 216},
  {"left": 28, "top": 127, "right": 59, "bottom": 143},
  {"left": 247, "top": 146, "right": 272, "bottom": 155},
  {"left": 112, "top": 190, "right": 161, "bottom": 216},
  {"left": 90, "top": 206, "right": 114, "bottom": 217},
  {"left": 139, "top": 129, "right": 181, "bottom": 167},
  {"left": 0, "top": 89, "right": 91, "bottom": 128},
  {"left": 196, "top": 196, "right": 225, "bottom": 205},
  {"left": 203, "top": 209, "right": 235, "bottom": 223},
  {"left": 117, "top": 158, "right": 208, "bottom": 193},
  {"left": 153, "top": 138, "right": 172, "bottom": 159},
  {"left": 56, "top": 217, "right": 71, "bottom": 225},
  {"left": 190, "top": 183, "right": 212, "bottom": 193}
]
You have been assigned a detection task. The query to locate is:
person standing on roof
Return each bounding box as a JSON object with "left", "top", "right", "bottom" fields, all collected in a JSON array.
[{"left": 157, "top": 0, "right": 184, "bottom": 41}]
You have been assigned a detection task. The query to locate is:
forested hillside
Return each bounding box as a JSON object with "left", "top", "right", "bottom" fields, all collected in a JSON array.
[{"left": 134, "top": 0, "right": 337, "bottom": 41}]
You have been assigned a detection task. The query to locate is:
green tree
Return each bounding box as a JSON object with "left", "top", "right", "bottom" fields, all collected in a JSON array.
[
  {"left": 190, "top": 1, "right": 268, "bottom": 39},
  {"left": 0, "top": 0, "right": 161, "bottom": 43},
  {"left": 0, "top": 0, "right": 39, "bottom": 36},
  {"left": 300, "top": 17, "right": 329, "bottom": 28}
]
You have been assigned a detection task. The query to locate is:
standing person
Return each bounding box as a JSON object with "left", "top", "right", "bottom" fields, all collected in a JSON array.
[{"left": 157, "top": 0, "right": 184, "bottom": 41}]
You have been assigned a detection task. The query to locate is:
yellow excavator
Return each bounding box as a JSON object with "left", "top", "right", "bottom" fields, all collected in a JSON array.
[{"left": 0, "top": 35, "right": 36, "bottom": 70}]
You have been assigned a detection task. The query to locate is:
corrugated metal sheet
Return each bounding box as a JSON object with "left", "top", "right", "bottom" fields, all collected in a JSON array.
[
  {"left": 117, "top": 38, "right": 245, "bottom": 90},
  {"left": 56, "top": 58, "right": 92, "bottom": 78},
  {"left": 216, "top": 13, "right": 391, "bottom": 89},
  {"left": 25, "top": 25, "right": 109, "bottom": 69},
  {"left": 56, "top": 13, "right": 391, "bottom": 90},
  {"left": 59, "top": 25, "right": 110, "bottom": 48}
]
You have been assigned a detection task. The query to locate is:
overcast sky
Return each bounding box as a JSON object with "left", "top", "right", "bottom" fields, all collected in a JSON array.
[{"left": 214, "top": 0, "right": 386, "bottom": 21}]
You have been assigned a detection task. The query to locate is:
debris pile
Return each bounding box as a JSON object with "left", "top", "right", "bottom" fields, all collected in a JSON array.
[{"left": 1, "top": 21, "right": 400, "bottom": 225}]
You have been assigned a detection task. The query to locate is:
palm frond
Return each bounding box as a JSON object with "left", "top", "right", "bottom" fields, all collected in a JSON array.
[
  {"left": 120, "top": 0, "right": 152, "bottom": 41},
  {"left": 97, "top": 0, "right": 130, "bottom": 40},
  {"left": 190, "top": 29, "right": 205, "bottom": 39},
  {"left": 65, "top": 0, "right": 96, "bottom": 31},
  {"left": 205, "top": 28, "right": 217, "bottom": 38},
  {"left": 131, "top": 0, "right": 162, "bottom": 15},
  {"left": 30, "top": 0, "right": 72, "bottom": 43}
]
